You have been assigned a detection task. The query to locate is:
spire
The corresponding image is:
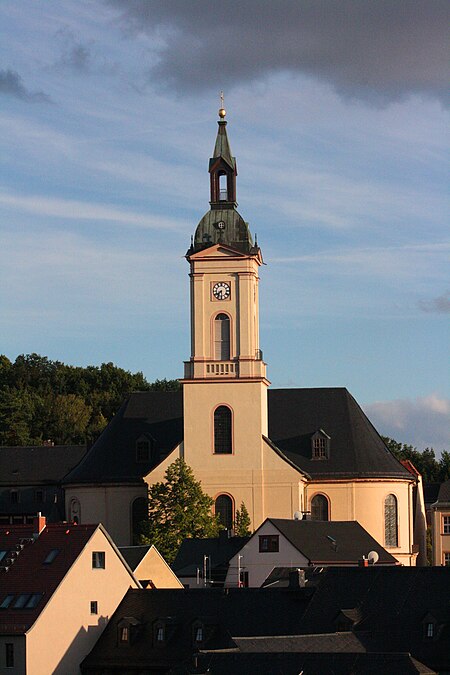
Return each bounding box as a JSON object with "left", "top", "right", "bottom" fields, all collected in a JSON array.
[{"left": 211, "top": 92, "right": 235, "bottom": 170}]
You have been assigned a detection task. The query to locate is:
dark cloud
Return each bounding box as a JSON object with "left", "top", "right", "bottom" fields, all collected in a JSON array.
[
  {"left": 0, "top": 69, "right": 52, "bottom": 102},
  {"left": 418, "top": 292, "right": 450, "bottom": 314},
  {"left": 106, "top": 0, "right": 449, "bottom": 104}
]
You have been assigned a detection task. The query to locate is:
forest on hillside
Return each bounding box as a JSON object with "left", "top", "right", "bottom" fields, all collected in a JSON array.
[{"left": 0, "top": 353, "right": 179, "bottom": 446}]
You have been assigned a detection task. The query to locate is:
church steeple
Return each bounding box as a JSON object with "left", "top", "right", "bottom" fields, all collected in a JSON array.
[{"left": 190, "top": 105, "right": 256, "bottom": 255}]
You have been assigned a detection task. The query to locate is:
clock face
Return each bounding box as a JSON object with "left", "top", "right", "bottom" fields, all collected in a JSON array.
[{"left": 213, "top": 282, "right": 231, "bottom": 300}]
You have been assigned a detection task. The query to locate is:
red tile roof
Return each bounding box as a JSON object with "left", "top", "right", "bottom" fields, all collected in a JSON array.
[{"left": 0, "top": 521, "right": 98, "bottom": 634}]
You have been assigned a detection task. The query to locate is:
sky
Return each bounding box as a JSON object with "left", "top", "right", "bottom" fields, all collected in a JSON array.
[{"left": 0, "top": 1, "right": 448, "bottom": 453}]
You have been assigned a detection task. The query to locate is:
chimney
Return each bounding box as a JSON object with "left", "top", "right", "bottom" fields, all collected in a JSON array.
[
  {"left": 33, "top": 513, "right": 46, "bottom": 538},
  {"left": 358, "top": 557, "right": 369, "bottom": 568},
  {"left": 219, "top": 528, "right": 234, "bottom": 543},
  {"left": 289, "top": 569, "right": 306, "bottom": 588}
]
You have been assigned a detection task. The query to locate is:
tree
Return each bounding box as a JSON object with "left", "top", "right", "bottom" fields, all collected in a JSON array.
[
  {"left": 234, "top": 501, "right": 251, "bottom": 536},
  {"left": 138, "top": 458, "right": 221, "bottom": 563}
]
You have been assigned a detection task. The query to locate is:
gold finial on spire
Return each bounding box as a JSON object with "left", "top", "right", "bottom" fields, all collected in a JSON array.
[{"left": 218, "top": 91, "right": 226, "bottom": 119}]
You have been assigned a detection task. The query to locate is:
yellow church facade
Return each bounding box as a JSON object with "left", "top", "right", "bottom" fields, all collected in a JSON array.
[{"left": 65, "top": 112, "right": 424, "bottom": 566}]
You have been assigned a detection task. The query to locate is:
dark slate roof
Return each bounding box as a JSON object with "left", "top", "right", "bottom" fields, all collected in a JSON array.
[
  {"left": 0, "top": 522, "right": 98, "bottom": 633},
  {"left": 268, "top": 388, "right": 411, "bottom": 479},
  {"left": 64, "top": 391, "right": 183, "bottom": 484},
  {"left": 191, "top": 652, "right": 435, "bottom": 675},
  {"left": 192, "top": 208, "right": 255, "bottom": 254},
  {"left": 0, "top": 445, "right": 87, "bottom": 485},
  {"left": 437, "top": 479, "right": 450, "bottom": 503},
  {"left": 233, "top": 632, "right": 366, "bottom": 653},
  {"left": 119, "top": 545, "right": 151, "bottom": 571},
  {"left": 266, "top": 519, "right": 398, "bottom": 565},
  {"left": 172, "top": 534, "right": 250, "bottom": 579},
  {"left": 423, "top": 482, "right": 442, "bottom": 505},
  {"left": 81, "top": 587, "right": 313, "bottom": 671},
  {"left": 65, "top": 388, "right": 411, "bottom": 485},
  {"left": 297, "top": 567, "right": 450, "bottom": 672}
]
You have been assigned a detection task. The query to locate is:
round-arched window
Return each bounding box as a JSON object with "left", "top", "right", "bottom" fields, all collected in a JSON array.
[
  {"left": 384, "top": 494, "right": 398, "bottom": 547},
  {"left": 214, "top": 405, "right": 232, "bottom": 454},
  {"left": 215, "top": 495, "right": 233, "bottom": 530},
  {"left": 214, "top": 314, "right": 230, "bottom": 360},
  {"left": 311, "top": 494, "right": 329, "bottom": 521}
]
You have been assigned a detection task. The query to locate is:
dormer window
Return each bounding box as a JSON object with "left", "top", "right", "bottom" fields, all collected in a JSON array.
[
  {"left": 136, "top": 435, "right": 154, "bottom": 463},
  {"left": 426, "top": 622, "right": 434, "bottom": 638},
  {"left": 312, "top": 430, "right": 330, "bottom": 460},
  {"left": 118, "top": 617, "right": 141, "bottom": 646},
  {"left": 120, "top": 626, "right": 129, "bottom": 643}
]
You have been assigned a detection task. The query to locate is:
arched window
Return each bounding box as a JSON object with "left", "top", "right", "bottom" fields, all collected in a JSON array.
[
  {"left": 215, "top": 495, "right": 233, "bottom": 529},
  {"left": 311, "top": 494, "right": 329, "bottom": 521},
  {"left": 214, "top": 405, "right": 232, "bottom": 454},
  {"left": 384, "top": 494, "right": 398, "bottom": 547},
  {"left": 214, "top": 314, "right": 230, "bottom": 360}
]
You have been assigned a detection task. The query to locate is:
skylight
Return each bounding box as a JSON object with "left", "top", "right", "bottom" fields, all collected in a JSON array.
[{"left": 43, "top": 549, "right": 60, "bottom": 564}]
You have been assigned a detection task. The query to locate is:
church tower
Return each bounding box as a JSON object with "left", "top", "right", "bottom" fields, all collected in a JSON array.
[{"left": 181, "top": 105, "right": 270, "bottom": 528}]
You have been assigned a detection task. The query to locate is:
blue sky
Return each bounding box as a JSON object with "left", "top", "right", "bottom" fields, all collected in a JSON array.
[{"left": 0, "top": 1, "right": 448, "bottom": 452}]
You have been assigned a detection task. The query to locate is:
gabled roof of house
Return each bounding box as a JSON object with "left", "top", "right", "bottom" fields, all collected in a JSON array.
[
  {"left": 172, "top": 534, "right": 250, "bottom": 578},
  {"left": 119, "top": 545, "right": 152, "bottom": 572},
  {"left": 0, "top": 522, "right": 99, "bottom": 633},
  {"left": 264, "top": 519, "right": 398, "bottom": 565},
  {"left": 0, "top": 445, "right": 87, "bottom": 485},
  {"left": 64, "top": 388, "right": 410, "bottom": 485}
]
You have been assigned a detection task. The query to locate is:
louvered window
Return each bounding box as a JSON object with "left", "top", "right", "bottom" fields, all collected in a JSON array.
[
  {"left": 384, "top": 494, "right": 398, "bottom": 547},
  {"left": 214, "top": 406, "right": 232, "bottom": 454},
  {"left": 214, "top": 314, "right": 230, "bottom": 360}
]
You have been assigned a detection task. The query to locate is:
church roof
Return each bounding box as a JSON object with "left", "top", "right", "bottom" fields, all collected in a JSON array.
[
  {"left": 192, "top": 207, "right": 254, "bottom": 253},
  {"left": 211, "top": 119, "right": 235, "bottom": 170},
  {"left": 64, "top": 388, "right": 411, "bottom": 485}
]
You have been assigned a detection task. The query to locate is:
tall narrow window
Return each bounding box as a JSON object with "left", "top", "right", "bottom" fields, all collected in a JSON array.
[
  {"left": 5, "top": 643, "right": 14, "bottom": 668},
  {"left": 219, "top": 172, "right": 228, "bottom": 200},
  {"left": 214, "top": 314, "right": 230, "bottom": 360},
  {"left": 384, "top": 494, "right": 398, "bottom": 547},
  {"left": 311, "top": 494, "right": 329, "bottom": 521},
  {"left": 215, "top": 495, "right": 233, "bottom": 529},
  {"left": 214, "top": 406, "right": 232, "bottom": 454}
]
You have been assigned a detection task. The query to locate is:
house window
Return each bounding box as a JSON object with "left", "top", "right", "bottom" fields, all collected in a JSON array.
[
  {"left": 442, "top": 516, "right": 450, "bottom": 534},
  {"left": 10, "top": 490, "right": 19, "bottom": 504},
  {"left": 44, "top": 549, "right": 59, "bottom": 564},
  {"left": 92, "top": 551, "right": 105, "bottom": 569},
  {"left": 155, "top": 625, "right": 165, "bottom": 643},
  {"left": 214, "top": 314, "right": 230, "bottom": 360},
  {"left": 443, "top": 552, "right": 450, "bottom": 566},
  {"left": 384, "top": 494, "right": 398, "bottom": 547},
  {"left": 426, "top": 622, "right": 434, "bottom": 638},
  {"left": 214, "top": 406, "right": 232, "bottom": 454},
  {"left": 259, "top": 535, "right": 279, "bottom": 552},
  {"left": 90, "top": 601, "right": 98, "bottom": 614},
  {"left": 215, "top": 494, "right": 233, "bottom": 529},
  {"left": 311, "top": 494, "right": 329, "bottom": 521},
  {"left": 194, "top": 626, "right": 204, "bottom": 643},
  {"left": 136, "top": 439, "right": 151, "bottom": 462},
  {"left": 5, "top": 643, "right": 14, "bottom": 668},
  {"left": 0, "top": 551, "right": 6, "bottom": 562},
  {"left": 119, "top": 626, "right": 129, "bottom": 643}
]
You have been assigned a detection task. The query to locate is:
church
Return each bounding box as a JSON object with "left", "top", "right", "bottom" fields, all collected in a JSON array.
[{"left": 65, "top": 108, "right": 423, "bottom": 566}]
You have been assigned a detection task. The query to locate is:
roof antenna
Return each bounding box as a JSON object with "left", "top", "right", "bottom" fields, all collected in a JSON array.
[{"left": 218, "top": 91, "right": 226, "bottom": 119}]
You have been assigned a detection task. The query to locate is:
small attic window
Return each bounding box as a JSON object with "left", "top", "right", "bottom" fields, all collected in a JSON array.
[
  {"left": 312, "top": 430, "right": 330, "bottom": 459},
  {"left": 43, "top": 549, "right": 59, "bottom": 564},
  {"left": 136, "top": 436, "right": 153, "bottom": 463}
]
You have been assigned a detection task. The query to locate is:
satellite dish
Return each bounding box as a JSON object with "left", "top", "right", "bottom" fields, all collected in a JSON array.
[
  {"left": 293, "top": 511, "right": 302, "bottom": 520},
  {"left": 368, "top": 550, "right": 379, "bottom": 565}
]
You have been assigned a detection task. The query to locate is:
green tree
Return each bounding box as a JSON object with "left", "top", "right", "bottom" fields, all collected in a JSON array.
[
  {"left": 234, "top": 501, "right": 251, "bottom": 537},
  {"left": 138, "top": 458, "right": 221, "bottom": 563},
  {"left": 45, "top": 394, "right": 92, "bottom": 445},
  {"left": 382, "top": 436, "right": 441, "bottom": 482}
]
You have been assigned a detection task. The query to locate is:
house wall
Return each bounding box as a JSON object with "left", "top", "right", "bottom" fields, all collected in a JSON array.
[
  {"left": 431, "top": 506, "right": 450, "bottom": 566},
  {"left": 0, "top": 635, "right": 25, "bottom": 675},
  {"left": 26, "top": 527, "right": 139, "bottom": 675},
  {"left": 305, "top": 480, "right": 416, "bottom": 566},
  {"left": 64, "top": 484, "right": 147, "bottom": 547},
  {"left": 134, "top": 547, "right": 183, "bottom": 588},
  {"left": 225, "top": 520, "right": 309, "bottom": 588}
]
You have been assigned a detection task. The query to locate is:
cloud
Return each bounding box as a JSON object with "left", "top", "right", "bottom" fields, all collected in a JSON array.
[
  {"left": 0, "top": 190, "right": 183, "bottom": 230},
  {"left": 418, "top": 291, "right": 450, "bottom": 314},
  {"left": 364, "top": 394, "right": 450, "bottom": 453},
  {"left": 107, "top": 0, "right": 449, "bottom": 104},
  {"left": 0, "top": 69, "right": 52, "bottom": 102},
  {"left": 54, "top": 27, "right": 118, "bottom": 75}
]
